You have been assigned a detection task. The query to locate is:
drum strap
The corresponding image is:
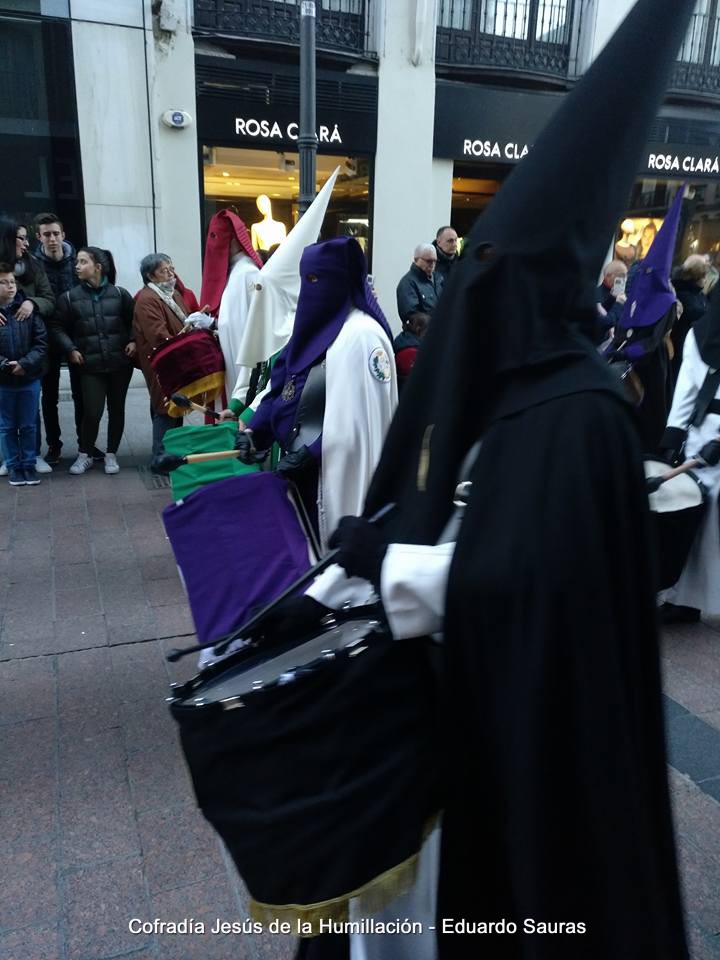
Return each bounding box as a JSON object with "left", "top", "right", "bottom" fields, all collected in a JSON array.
[
  {"left": 691, "top": 369, "right": 720, "bottom": 428},
  {"left": 287, "top": 360, "right": 326, "bottom": 453}
]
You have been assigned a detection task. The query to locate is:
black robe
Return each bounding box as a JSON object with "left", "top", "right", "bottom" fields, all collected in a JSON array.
[{"left": 436, "top": 387, "right": 687, "bottom": 958}]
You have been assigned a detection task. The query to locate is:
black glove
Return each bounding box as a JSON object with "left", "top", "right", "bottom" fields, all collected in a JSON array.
[
  {"left": 275, "top": 444, "right": 316, "bottom": 478},
  {"left": 245, "top": 595, "right": 330, "bottom": 644},
  {"left": 234, "top": 430, "right": 267, "bottom": 465},
  {"left": 698, "top": 439, "right": 720, "bottom": 467},
  {"left": 328, "top": 516, "right": 389, "bottom": 588}
]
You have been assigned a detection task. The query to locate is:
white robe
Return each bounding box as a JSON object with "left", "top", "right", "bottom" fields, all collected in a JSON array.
[
  {"left": 216, "top": 254, "right": 261, "bottom": 408},
  {"left": 662, "top": 328, "right": 720, "bottom": 613},
  {"left": 308, "top": 543, "right": 454, "bottom": 960},
  {"left": 316, "top": 309, "right": 397, "bottom": 551}
]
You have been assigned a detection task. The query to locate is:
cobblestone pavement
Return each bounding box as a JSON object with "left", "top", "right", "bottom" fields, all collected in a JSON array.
[{"left": 1, "top": 374, "right": 720, "bottom": 959}]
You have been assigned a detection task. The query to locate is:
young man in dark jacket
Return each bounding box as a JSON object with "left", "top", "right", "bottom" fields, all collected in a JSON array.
[
  {"left": 33, "top": 212, "right": 84, "bottom": 465},
  {"left": 0, "top": 263, "right": 48, "bottom": 485}
]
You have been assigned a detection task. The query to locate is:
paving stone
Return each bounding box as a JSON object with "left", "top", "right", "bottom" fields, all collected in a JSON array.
[
  {"left": 0, "top": 843, "right": 59, "bottom": 930},
  {"left": 0, "top": 613, "right": 55, "bottom": 655},
  {"left": 15, "top": 501, "right": 51, "bottom": 521},
  {"left": 13, "top": 518, "right": 53, "bottom": 540},
  {"left": 0, "top": 655, "right": 56, "bottom": 724},
  {"left": 59, "top": 788, "right": 141, "bottom": 867},
  {"left": 130, "top": 533, "right": 175, "bottom": 559},
  {"left": 59, "top": 726, "right": 129, "bottom": 805},
  {"left": 0, "top": 923, "right": 62, "bottom": 960},
  {"left": 0, "top": 717, "right": 56, "bottom": 778},
  {"left": 144, "top": 577, "right": 187, "bottom": 607},
  {"left": 153, "top": 603, "right": 196, "bottom": 639},
  {"left": 53, "top": 537, "right": 93, "bottom": 564},
  {"left": 110, "top": 641, "right": 169, "bottom": 702},
  {"left": 51, "top": 614, "right": 108, "bottom": 653},
  {"left": 151, "top": 875, "right": 254, "bottom": 960},
  {"left": 10, "top": 536, "right": 53, "bottom": 560},
  {"left": 138, "top": 803, "right": 226, "bottom": 895},
  {"left": 106, "top": 608, "right": 160, "bottom": 645},
  {"left": 120, "top": 695, "right": 176, "bottom": 754},
  {"left": 667, "top": 713, "right": 720, "bottom": 785},
  {"left": 64, "top": 858, "right": 152, "bottom": 960},
  {"left": 6, "top": 554, "right": 52, "bottom": 582},
  {"left": 54, "top": 562, "right": 97, "bottom": 592},
  {"left": 54, "top": 585, "right": 102, "bottom": 619},
  {"left": 127, "top": 739, "right": 193, "bottom": 813},
  {"left": 0, "top": 770, "right": 58, "bottom": 847},
  {"left": 140, "top": 556, "right": 180, "bottom": 581},
  {"left": 56, "top": 646, "right": 116, "bottom": 714},
  {"left": 58, "top": 701, "right": 121, "bottom": 742},
  {"left": 2, "top": 579, "right": 53, "bottom": 613}
]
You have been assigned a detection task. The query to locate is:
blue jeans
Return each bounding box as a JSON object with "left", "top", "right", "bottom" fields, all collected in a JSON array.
[{"left": 0, "top": 379, "right": 42, "bottom": 471}]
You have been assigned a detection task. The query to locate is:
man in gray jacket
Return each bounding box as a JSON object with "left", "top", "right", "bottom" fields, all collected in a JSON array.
[{"left": 396, "top": 243, "right": 438, "bottom": 324}]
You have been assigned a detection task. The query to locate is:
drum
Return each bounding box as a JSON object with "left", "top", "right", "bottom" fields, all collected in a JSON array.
[
  {"left": 645, "top": 459, "right": 706, "bottom": 590},
  {"left": 150, "top": 328, "right": 225, "bottom": 418},
  {"left": 162, "top": 422, "right": 258, "bottom": 502},
  {"left": 169, "top": 613, "right": 441, "bottom": 934},
  {"left": 162, "top": 472, "right": 318, "bottom": 646}
]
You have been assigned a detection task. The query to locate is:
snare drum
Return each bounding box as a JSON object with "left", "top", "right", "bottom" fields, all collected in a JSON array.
[
  {"left": 169, "top": 614, "right": 441, "bottom": 933},
  {"left": 645, "top": 459, "right": 706, "bottom": 590}
]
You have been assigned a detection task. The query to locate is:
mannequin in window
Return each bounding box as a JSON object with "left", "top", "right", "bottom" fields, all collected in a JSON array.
[{"left": 251, "top": 195, "right": 287, "bottom": 252}]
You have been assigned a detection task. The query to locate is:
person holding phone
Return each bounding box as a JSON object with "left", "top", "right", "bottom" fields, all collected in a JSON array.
[{"left": 595, "top": 259, "right": 628, "bottom": 342}]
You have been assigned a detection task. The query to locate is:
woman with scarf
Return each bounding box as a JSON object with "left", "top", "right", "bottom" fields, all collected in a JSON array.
[
  {"left": 133, "top": 252, "right": 198, "bottom": 466},
  {"left": 236, "top": 236, "right": 397, "bottom": 552},
  {"left": 53, "top": 247, "right": 135, "bottom": 475}
]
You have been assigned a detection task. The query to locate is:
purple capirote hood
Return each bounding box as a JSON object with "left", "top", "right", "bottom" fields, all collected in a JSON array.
[
  {"left": 284, "top": 236, "right": 391, "bottom": 377},
  {"left": 617, "top": 184, "right": 686, "bottom": 332}
]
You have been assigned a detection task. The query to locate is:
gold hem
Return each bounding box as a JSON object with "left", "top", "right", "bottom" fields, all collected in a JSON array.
[{"left": 249, "top": 814, "right": 439, "bottom": 937}]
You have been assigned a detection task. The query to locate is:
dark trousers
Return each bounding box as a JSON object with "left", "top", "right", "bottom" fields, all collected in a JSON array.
[
  {"left": 80, "top": 367, "right": 133, "bottom": 455},
  {"left": 151, "top": 407, "right": 182, "bottom": 460},
  {"left": 41, "top": 349, "right": 84, "bottom": 449}
]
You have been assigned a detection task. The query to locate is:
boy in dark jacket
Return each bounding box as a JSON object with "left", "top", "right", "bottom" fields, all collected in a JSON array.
[{"left": 0, "top": 263, "right": 48, "bottom": 485}]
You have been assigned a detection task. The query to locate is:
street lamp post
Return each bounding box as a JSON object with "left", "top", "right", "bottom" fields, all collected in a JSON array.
[{"left": 298, "top": 1, "right": 318, "bottom": 217}]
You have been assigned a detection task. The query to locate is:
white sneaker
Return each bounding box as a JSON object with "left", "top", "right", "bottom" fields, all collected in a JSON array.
[
  {"left": 104, "top": 453, "right": 120, "bottom": 475},
  {"left": 0, "top": 462, "right": 6, "bottom": 477},
  {"left": 69, "top": 453, "right": 93, "bottom": 475},
  {"left": 35, "top": 456, "right": 53, "bottom": 474}
]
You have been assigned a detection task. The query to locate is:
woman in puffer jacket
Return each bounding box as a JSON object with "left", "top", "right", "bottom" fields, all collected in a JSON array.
[{"left": 53, "top": 247, "right": 136, "bottom": 475}]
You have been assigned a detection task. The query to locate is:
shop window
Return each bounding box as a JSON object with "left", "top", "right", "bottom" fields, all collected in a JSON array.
[
  {"left": 618, "top": 178, "right": 720, "bottom": 271},
  {"left": 0, "top": 14, "right": 85, "bottom": 242},
  {"left": 202, "top": 146, "right": 372, "bottom": 256}
]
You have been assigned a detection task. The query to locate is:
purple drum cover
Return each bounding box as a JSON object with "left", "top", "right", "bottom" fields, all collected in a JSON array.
[{"left": 162, "top": 472, "right": 312, "bottom": 645}]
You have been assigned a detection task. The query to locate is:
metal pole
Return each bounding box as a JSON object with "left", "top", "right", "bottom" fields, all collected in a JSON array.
[{"left": 298, "top": 1, "right": 318, "bottom": 217}]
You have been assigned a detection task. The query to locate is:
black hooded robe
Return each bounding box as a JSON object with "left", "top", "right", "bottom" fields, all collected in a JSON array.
[{"left": 435, "top": 381, "right": 687, "bottom": 958}]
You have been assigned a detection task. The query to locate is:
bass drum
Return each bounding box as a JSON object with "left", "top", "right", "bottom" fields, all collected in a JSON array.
[
  {"left": 169, "top": 613, "right": 441, "bottom": 935},
  {"left": 645, "top": 459, "right": 706, "bottom": 590}
]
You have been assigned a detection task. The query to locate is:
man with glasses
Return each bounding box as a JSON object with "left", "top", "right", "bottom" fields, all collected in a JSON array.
[{"left": 396, "top": 243, "right": 439, "bottom": 325}]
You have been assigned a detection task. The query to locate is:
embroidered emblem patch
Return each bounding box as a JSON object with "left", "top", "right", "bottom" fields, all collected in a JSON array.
[
  {"left": 281, "top": 378, "right": 296, "bottom": 402},
  {"left": 369, "top": 347, "right": 391, "bottom": 383}
]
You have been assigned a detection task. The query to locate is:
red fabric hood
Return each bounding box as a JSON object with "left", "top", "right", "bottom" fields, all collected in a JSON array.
[{"left": 200, "top": 210, "right": 263, "bottom": 315}]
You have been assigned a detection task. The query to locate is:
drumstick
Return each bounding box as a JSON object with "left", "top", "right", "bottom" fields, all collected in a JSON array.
[
  {"left": 153, "top": 449, "right": 242, "bottom": 473},
  {"left": 170, "top": 393, "right": 221, "bottom": 420},
  {"left": 646, "top": 459, "right": 701, "bottom": 494},
  {"left": 166, "top": 502, "right": 396, "bottom": 663}
]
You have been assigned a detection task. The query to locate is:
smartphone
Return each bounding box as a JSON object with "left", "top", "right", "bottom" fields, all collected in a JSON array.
[{"left": 612, "top": 276, "right": 626, "bottom": 297}]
